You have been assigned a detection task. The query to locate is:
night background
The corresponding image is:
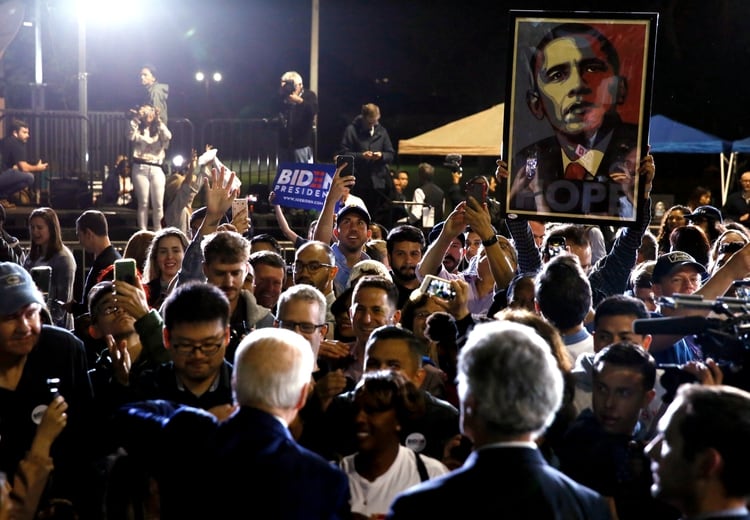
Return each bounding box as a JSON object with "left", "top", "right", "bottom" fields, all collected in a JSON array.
[{"left": 2, "top": 0, "right": 749, "bottom": 203}]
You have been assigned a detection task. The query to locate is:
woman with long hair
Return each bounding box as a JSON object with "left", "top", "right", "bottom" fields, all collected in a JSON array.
[
  {"left": 128, "top": 103, "right": 171, "bottom": 231},
  {"left": 655, "top": 204, "right": 690, "bottom": 255},
  {"left": 142, "top": 227, "right": 188, "bottom": 309},
  {"left": 23, "top": 207, "right": 76, "bottom": 328}
]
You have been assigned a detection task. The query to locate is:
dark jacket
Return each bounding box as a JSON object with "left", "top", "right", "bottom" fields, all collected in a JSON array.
[
  {"left": 511, "top": 114, "right": 638, "bottom": 216},
  {"left": 338, "top": 115, "right": 395, "bottom": 225},
  {"left": 114, "top": 401, "right": 351, "bottom": 519},
  {"left": 388, "top": 446, "right": 612, "bottom": 519},
  {"left": 278, "top": 89, "right": 318, "bottom": 151}
]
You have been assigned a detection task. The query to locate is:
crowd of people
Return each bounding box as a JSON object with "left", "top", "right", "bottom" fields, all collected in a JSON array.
[{"left": 2, "top": 62, "right": 750, "bottom": 520}]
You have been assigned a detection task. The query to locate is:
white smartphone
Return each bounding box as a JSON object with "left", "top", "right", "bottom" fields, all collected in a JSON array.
[
  {"left": 419, "top": 274, "right": 456, "bottom": 300},
  {"left": 232, "top": 196, "right": 248, "bottom": 220}
]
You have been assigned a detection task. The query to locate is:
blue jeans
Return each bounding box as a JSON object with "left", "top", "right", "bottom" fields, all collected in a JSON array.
[{"left": 0, "top": 169, "right": 34, "bottom": 198}]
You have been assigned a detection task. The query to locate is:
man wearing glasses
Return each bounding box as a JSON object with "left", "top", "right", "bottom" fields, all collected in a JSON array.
[
  {"left": 102, "top": 281, "right": 234, "bottom": 420},
  {"left": 292, "top": 240, "right": 338, "bottom": 337},
  {"left": 273, "top": 284, "right": 349, "bottom": 443}
]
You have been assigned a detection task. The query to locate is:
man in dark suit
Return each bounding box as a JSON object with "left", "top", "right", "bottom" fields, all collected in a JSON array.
[
  {"left": 645, "top": 384, "right": 750, "bottom": 520},
  {"left": 113, "top": 326, "right": 351, "bottom": 519},
  {"left": 509, "top": 23, "right": 639, "bottom": 218},
  {"left": 386, "top": 320, "right": 611, "bottom": 519}
]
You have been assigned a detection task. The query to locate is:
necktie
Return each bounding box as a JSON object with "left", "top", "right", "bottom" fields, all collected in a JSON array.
[{"left": 565, "top": 162, "right": 588, "bottom": 180}]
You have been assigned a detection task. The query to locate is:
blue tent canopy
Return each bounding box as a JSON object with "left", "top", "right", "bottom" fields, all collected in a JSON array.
[
  {"left": 648, "top": 114, "right": 730, "bottom": 154},
  {"left": 731, "top": 136, "right": 750, "bottom": 153}
]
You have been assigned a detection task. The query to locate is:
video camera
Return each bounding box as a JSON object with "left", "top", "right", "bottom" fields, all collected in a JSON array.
[
  {"left": 280, "top": 79, "right": 296, "bottom": 97},
  {"left": 632, "top": 285, "right": 750, "bottom": 397}
]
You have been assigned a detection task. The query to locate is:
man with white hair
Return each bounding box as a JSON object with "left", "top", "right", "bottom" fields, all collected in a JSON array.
[
  {"left": 114, "top": 327, "right": 351, "bottom": 518},
  {"left": 278, "top": 70, "right": 318, "bottom": 164},
  {"left": 387, "top": 320, "right": 611, "bottom": 518}
]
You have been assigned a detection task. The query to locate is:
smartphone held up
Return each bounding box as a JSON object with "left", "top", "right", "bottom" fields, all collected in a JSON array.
[{"left": 336, "top": 155, "right": 355, "bottom": 178}]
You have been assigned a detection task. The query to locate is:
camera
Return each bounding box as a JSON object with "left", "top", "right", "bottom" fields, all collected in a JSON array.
[
  {"left": 280, "top": 79, "right": 296, "bottom": 97},
  {"left": 636, "top": 291, "right": 750, "bottom": 394}
]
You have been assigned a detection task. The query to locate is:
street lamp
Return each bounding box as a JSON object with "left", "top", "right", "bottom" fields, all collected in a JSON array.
[{"left": 195, "top": 70, "right": 222, "bottom": 95}]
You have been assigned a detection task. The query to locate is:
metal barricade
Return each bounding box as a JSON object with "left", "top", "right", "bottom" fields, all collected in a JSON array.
[{"left": 0, "top": 110, "right": 281, "bottom": 209}]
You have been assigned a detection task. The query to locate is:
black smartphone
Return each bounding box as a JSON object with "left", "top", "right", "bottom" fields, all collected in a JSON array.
[
  {"left": 114, "top": 258, "right": 137, "bottom": 285},
  {"left": 30, "top": 266, "right": 52, "bottom": 295},
  {"left": 466, "top": 181, "right": 487, "bottom": 204},
  {"left": 336, "top": 154, "right": 355, "bottom": 177}
]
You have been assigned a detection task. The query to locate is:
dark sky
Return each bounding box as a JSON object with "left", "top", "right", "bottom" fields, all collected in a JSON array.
[{"left": 3, "top": 0, "right": 750, "bottom": 190}]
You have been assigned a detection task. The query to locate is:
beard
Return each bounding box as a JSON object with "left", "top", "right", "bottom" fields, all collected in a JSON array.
[
  {"left": 392, "top": 265, "right": 416, "bottom": 282},
  {"left": 442, "top": 254, "right": 459, "bottom": 273}
]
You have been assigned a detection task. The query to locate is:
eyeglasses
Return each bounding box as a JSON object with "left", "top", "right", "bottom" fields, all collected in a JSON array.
[
  {"left": 99, "top": 305, "right": 120, "bottom": 317},
  {"left": 171, "top": 341, "right": 223, "bottom": 356},
  {"left": 275, "top": 319, "right": 326, "bottom": 334},
  {"left": 719, "top": 241, "right": 746, "bottom": 255},
  {"left": 293, "top": 261, "right": 334, "bottom": 273}
]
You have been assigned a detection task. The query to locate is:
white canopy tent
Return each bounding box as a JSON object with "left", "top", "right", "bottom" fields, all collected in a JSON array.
[{"left": 397, "top": 103, "right": 504, "bottom": 157}]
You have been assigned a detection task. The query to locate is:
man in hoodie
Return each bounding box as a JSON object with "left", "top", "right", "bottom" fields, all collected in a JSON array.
[{"left": 140, "top": 64, "right": 169, "bottom": 124}]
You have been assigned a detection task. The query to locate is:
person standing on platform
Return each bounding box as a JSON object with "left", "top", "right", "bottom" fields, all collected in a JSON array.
[
  {"left": 128, "top": 104, "right": 171, "bottom": 231},
  {"left": 338, "top": 103, "right": 396, "bottom": 227},
  {"left": 139, "top": 64, "right": 168, "bottom": 125},
  {"left": 277, "top": 70, "right": 318, "bottom": 164}
]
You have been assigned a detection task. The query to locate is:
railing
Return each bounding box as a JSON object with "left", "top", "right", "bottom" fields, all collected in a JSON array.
[{"left": 1, "top": 110, "right": 281, "bottom": 198}]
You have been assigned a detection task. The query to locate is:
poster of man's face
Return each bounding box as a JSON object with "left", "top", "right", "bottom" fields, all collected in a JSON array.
[{"left": 503, "top": 12, "right": 658, "bottom": 225}]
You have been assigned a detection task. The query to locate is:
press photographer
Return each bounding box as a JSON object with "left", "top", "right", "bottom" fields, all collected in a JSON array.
[
  {"left": 277, "top": 70, "right": 318, "bottom": 164},
  {"left": 634, "top": 291, "right": 750, "bottom": 397}
]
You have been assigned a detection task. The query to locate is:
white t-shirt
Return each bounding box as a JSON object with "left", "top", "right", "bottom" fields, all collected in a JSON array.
[{"left": 340, "top": 445, "right": 449, "bottom": 517}]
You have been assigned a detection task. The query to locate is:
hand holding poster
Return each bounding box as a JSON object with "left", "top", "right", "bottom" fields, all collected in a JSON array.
[
  {"left": 502, "top": 11, "right": 658, "bottom": 226},
  {"left": 271, "top": 162, "right": 337, "bottom": 211}
]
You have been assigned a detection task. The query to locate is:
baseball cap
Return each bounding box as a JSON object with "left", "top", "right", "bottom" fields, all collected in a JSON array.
[
  {"left": 0, "top": 262, "right": 46, "bottom": 316},
  {"left": 347, "top": 259, "right": 392, "bottom": 288},
  {"left": 336, "top": 203, "right": 371, "bottom": 226},
  {"left": 444, "top": 154, "right": 462, "bottom": 172},
  {"left": 685, "top": 205, "right": 723, "bottom": 224},
  {"left": 652, "top": 251, "right": 707, "bottom": 283}
]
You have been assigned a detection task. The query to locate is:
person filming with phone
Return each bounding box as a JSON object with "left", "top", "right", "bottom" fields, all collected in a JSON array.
[
  {"left": 416, "top": 194, "right": 517, "bottom": 317},
  {"left": 128, "top": 103, "right": 172, "bottom": 231}
]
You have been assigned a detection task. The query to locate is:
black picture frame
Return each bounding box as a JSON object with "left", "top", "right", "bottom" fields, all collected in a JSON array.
[{"left": 502, "top": 10, "right": 658, "bottom": 226}]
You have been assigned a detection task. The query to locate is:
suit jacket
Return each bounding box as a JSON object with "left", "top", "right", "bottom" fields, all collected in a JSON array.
[
  {"left": 512, "top": 115, "right": 638, "bottom": 216},
  {"left": 115, "top": 401, "right": 351, "bottom": 520},
  {"left": 387, "top": 446, "right": 612, "bottom": 519},
  {"left": 211, "top": 407, "right": 351, "bottom": 519},
  {"left": 722, "top": 190, "right": 750, "bottom": 223}
]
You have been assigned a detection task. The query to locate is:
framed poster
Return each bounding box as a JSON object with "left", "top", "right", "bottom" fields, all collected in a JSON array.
[{"left": 502, "top": 11, "right": 658, "bottom": 225}]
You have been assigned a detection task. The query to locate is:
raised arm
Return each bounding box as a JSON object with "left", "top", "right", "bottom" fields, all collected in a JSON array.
[
  {"left": 417, "top": 203, "right": 467, "bottom": 279},
  {"left": 313, "top": 162, "right": 353, "bottom": 245},
  {"left": 270, "top": 191, "right": 302, "bottom": 243}
]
